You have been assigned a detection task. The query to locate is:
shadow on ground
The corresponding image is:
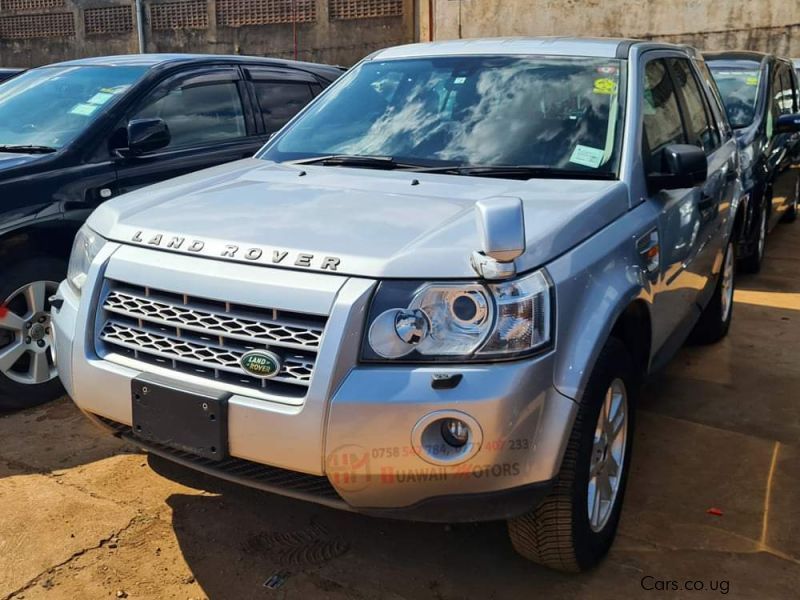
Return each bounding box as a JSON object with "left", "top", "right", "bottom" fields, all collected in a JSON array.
[{"left": 0, "top": 397, "right": 137, "bottom": 479}]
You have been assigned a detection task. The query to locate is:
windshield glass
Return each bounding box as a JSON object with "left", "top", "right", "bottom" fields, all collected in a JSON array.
[
  {"left": 0, "top": 65, "right": 148, "bottom": 149},
  {"left": 708, "top": 62, "right": 761, "bottom": 128},
  {"left": 261, "top": 56, "right": 626, "bottom": 177}
]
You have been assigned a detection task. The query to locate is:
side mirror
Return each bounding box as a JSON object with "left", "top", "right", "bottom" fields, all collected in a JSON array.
[
  {"left": 126, "top": 118, "right": 170, "bottom": 155},
  {"left": 775, "top": 113, "right": 800, "bottom": 134},
  {"left": 648, "top": 143, "right": 708, "bottom": 191}
]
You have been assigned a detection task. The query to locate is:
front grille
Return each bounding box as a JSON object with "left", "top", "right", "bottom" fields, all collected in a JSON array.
[
  {"left": 96, "top": 416, "right": 345, "bottom": 507},
  {"left": 96, "top": 280, "right": 327, "bottom": 397}
]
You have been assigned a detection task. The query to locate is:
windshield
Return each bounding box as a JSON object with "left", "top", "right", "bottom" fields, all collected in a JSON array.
[
  {"left": 261, "top": 56, "right": 626, "bottom": 177},
  {"left": 0, "top": 65, "right": 148, "bottom": 150},
  {"left": 708, "top": 62, "right": 761, "bottom": 128}
]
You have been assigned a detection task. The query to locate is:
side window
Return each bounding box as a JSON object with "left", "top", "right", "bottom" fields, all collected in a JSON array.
[
  {"left": 253, "top": 82, "right": 314, "bottom": 133},
  {"left": 134, "top": 79, "right": 246, "bottom": 149},
  {"left": 643, "top": 59, "right": 685, "bottom": 171},
  {"left": 778, "top": 65, "right": 796, "bottom": 115},
  {"left": 668, "top": 58, "right": 720, "bottom": 153},
  {"left": 697, "top": 60, "right": 732, "bottom": 140}
]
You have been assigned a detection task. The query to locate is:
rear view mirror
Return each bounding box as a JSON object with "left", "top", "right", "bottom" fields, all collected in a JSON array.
[
  {"left": 127, "top": 118, "right": 170, "bottom": 155},
  {"left": 648, "top": 144, "right": 708, "bottom": 191},
  {"left": 775, "top": 113, "right": 800, "bottom": 134}
]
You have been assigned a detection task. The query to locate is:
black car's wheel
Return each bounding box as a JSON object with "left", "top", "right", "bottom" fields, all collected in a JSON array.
[
  {"left": 690, "top": 239, "right": 735, "bottom": 345},
  {"left": 507, "top": 338, "right": 636, "bottom": 572},
  {"left": 0, "top": 258, "right": 66, "bottom": 410},
  {"left": 781, "top": 175, "right": 798, "bottom": 224},
  {"left": 739, "top": 202, "right": 767, "bottom": 274}
]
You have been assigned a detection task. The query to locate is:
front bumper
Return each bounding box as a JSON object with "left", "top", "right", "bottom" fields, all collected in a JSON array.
[{"left": 53, "top": 244, "right": 577, "bottom": 521}]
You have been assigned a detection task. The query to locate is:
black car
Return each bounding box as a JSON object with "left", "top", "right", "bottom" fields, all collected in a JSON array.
[
  {"left": 706, "top": 51, "right": 800, "bottom": 272},
  {"left": 0, "top": 68, "right": 22, "bottom": 82},
  {"left": 0, "top": 54, "right": 341, "bottom": 409}
]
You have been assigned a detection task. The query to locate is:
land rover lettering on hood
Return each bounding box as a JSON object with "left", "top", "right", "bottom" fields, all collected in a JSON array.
[{"left": 53, "top": 38, "right": 744, "bottom": 573}]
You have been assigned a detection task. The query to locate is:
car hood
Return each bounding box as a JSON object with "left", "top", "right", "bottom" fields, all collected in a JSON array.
[
  {"left": 0, "top": 152, "right": 49, "bottom": 170},
  {"left": 90, "top": 159, "right": 630, "bottom": 279}
]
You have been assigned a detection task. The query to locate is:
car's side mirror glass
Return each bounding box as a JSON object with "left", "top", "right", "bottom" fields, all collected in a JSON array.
[
  {"left": 775, "top": 113, "right": 800, "bottom": 135},
  {"left": 126, "top": 118, "right": 171, "bottom": 156},
  {"left": 647, "top": 143, "right": 708, "bottom": 192}
]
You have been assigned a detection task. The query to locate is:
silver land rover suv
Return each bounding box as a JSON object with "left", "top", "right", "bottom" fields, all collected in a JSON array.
[{"left": 52, "top": 38, "right": 741, "bottom": 572}]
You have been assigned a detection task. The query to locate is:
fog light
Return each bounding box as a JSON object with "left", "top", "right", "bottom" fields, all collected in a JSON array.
[
  {"left": 412, "top": 411, "right": 483, "bottom": 466},
  {"left": 441, "top": 418, "right": 470, "bottom": 447}
]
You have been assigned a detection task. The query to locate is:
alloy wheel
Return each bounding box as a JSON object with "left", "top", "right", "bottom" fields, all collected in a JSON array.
[
  {"left": 587, "top": 378, "right": 628, "bottom": 532},
  {"left": 0, "top": 280, "right": 59, "bottom": 385},
  {"left": 794, "top": 178, "right": 800, "bottom": 212},
  {"left": 720, "top": 242, "right": 735, "bottom": 323}
]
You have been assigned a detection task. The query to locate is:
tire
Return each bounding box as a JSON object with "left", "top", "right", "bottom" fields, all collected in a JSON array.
[
  {"left": 0, "top": 257, "right": 66, "bottom": 410},
  {"left": 507, "top": 338, "right": 636, "bottom": 572},
  {"left": 689, "top": 239, "right": 735, "bottom": 345},
  {"left": 781, "top": 175, "right": 798, "bottom": 224},
  {"left": 739, "top": 202, "right": 767, "bottom": 274}
]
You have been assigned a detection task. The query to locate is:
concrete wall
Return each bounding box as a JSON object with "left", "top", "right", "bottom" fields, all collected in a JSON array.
[
  {"left": 0, "top": 0, "right": 415, "bottom": 68},
  {"left": 421, "top": 0, "right": 800, "bottom": 57}
]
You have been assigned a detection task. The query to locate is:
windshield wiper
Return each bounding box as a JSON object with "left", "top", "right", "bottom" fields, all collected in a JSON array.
[
  {"left": 285, "top": 157, "right": 617, "bottom": 180},
  {"left": 414, "top": 165, "right": 617, "bottom": 180},
  {"left": 0, "top": 144, "right": 57, "bottom": 154},
  {"left": 286, "top": 155, "right": 425, "bottom": 170}
]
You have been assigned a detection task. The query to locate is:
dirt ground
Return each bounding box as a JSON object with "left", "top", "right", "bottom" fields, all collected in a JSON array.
[{"left": 2, "top": 220, "right": 800, "bottom": 600}]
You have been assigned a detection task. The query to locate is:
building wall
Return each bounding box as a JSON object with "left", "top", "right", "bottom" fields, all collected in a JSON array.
[
  {"left": 421, "top": 0, "right": 800, "bottom": 57},
  {"left": 0, "top": 0, "right": 415, "bottom": 68}
]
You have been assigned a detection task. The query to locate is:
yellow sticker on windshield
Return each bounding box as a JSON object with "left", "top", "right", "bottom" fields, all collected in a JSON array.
[
  {"left": 746, "top": 76, "right": 759, "bottom": 86},
  {"left": 593, "top": 78, "right": 618, "bottom": 95},
  {"left": 69, "top": 103, "right": 98, "bottom": 116}
]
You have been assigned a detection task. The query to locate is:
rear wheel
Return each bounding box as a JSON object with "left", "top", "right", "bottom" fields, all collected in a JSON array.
[
  {"left": 507, "top": 338, "right": 636, "bottom": 572},
  {"left": 690, "top": 239, "right": 735, "bottom": 345},
  {"left": 0, "top": 258, "right": 66, "bottom": 410},
  {"left": 739, "top": 202, "right": 767, "bottom": 274}
]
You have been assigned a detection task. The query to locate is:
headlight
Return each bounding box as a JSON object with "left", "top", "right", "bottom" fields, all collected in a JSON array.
[
  {"left": 67, "top": 225, "right": 106, "bottom": 293},
  {"left": 363, "top": 270, "right": 553, "bottom": 362}
]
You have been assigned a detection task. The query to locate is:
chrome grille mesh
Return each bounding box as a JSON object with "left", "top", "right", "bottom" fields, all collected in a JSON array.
[
  {"left": 103, "top": 289, "right": 323, "bottom": 351},
  {"left": 96, "top": 281, "right": 326, "bottom": 396}
]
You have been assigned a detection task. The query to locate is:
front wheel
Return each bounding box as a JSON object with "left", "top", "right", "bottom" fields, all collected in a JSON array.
[
  {"left": 689, "top": 239, "right": 735, "bottom": 345},
  {"left": 739, "top": 202, "right": 767, "bottom": 274},
  {"left": 0, "top": 258, "right": 66, "bottom": 410},
  {"left": 781, "top": 175, "right": 798, "bottom": 224},
  {"left": 507, "top": 338, "right": 636, "bottom": 572}
]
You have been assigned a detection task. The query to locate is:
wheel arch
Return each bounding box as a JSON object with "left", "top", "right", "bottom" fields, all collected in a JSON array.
[
  {"left": 608, "top": 299, "right": 652, "bottom": 386},
  {"left": 553, "top": 279, "right": 653, "bottom": 402},
  {"left": 0, "top": 218, "right": 81, "bottom": 265}
]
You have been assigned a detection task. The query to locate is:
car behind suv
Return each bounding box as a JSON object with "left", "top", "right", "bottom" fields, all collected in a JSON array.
[
  {"left": 706, "top": 51, "right": 800, "bottom": 272},
  {"left": 0, "top": 68, "right": 22, "bottom": 82},
  {"left": 54, "top": 38, "right": 741, "bottom": 572},
  {"left": 0, "top": 54, "right": 341, "bottom": 409}
]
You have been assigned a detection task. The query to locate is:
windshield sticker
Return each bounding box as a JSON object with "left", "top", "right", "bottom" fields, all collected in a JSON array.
[
  {"left": 88, "top": 91, "right": 114, "bottom": 105},
  {"left": 99, "top": 85, "right": 130, "bottom": 95},
  {"left": 746, "top": 76, "right": 759, "bottom": 86},
  {"left": 454, "top": 76, "right": 466, "bottom": 84},
  {"left": 69, "top": 103, "right": 99, "bottom": 116},
  {"left": 569, "top": 144, "right": 605, "bottom": 169},
  {"left": 593, "top": 78, "right": 618, "bottom": 95}
]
